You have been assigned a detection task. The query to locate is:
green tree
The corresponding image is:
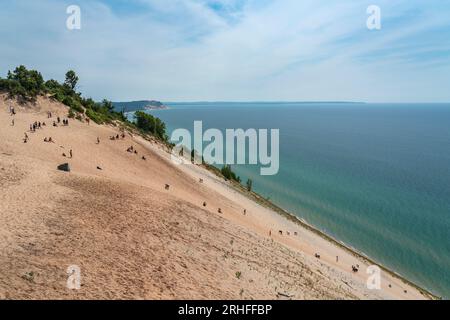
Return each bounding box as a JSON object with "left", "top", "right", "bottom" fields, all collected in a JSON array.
[
  {"left": 64, "top": 70, "right": 79, "bottom": 91},
  {"left": 7, "top": 65, "right": 44, "bottom": 98},
  {"left": 134, "top": 111, "right": 167, "bottom": 141},
  {"left": 81, "top": 97, "right": 96, "bottom": 110},
  {"left": 246, "top": 179, "right": 253, "bottom": 192},
  {"left": 221, "top": 165, "right": 241, "bottom": 183},
  {"left": 104, "top": 99, "right": 115, "bottom": 112}
]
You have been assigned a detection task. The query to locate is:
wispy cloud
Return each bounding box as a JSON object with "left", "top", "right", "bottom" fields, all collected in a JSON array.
[{"left": 0, "top": 0, "right": 449, "bottom": 102}]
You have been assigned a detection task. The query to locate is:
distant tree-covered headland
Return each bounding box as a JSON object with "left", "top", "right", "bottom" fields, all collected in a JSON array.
[
  {"left": 113, "top": 100, "right": 168, "bottom": 112},
  {"left": 0, "top": 65, "right": 168, "bottom": 143}
]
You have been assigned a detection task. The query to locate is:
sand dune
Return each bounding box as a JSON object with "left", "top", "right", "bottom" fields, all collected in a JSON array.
[{"left": 0, "top": 94, "right": 432, "bottom": 300}]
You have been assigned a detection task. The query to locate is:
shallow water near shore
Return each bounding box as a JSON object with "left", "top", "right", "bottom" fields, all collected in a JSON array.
[{"left": 142, "top": 102, "right": 450, "bottom": 298}]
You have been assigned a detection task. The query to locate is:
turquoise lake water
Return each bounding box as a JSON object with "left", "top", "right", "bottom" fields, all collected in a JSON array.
[{"left": 142, "top": 102, "right": 450, "bottom": 298}]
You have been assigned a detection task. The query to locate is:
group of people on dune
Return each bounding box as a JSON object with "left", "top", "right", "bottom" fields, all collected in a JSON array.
[
  {"left": 126, "top": 145, "right": 147, "bottom": 161},
  {"left": 52, "top": 116, "right": 70, "bottom": 127},
  {"left": 110, "top": 133, "right": 126, "bottom": 141},
  {"left": 9, "top": 105, "right": 70, "bottom": 153}
]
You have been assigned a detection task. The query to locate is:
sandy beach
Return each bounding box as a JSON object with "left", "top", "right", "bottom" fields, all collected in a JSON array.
[{"left": 0, "top": 94, "right": 435, "bottom": 300}]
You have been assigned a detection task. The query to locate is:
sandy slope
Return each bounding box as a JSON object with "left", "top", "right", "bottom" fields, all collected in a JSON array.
[{"left": 0, "top": 94, "right": 432, "bottom": 300}]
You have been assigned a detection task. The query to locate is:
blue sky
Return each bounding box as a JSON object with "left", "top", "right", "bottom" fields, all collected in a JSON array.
[{"left": 0, "top": 0, "right": 449, "bottom": 102}]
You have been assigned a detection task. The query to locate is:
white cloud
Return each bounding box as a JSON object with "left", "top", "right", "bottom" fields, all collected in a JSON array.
[{"left": 0, "top": 0, "right": 449, "bottom": 102}]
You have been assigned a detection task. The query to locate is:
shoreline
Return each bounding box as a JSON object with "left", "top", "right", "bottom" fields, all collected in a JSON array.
[
  {"left": 140, "top": 137, "right": 439, "bottom": 300},
  {"left": 141, "top": 104, "right": 441, "bottom": 299},
  {"left": 230, "top": 180, "right": 439, "bottom": 300}
]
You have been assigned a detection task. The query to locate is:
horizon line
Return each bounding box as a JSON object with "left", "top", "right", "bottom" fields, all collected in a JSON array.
[{"left": 114, "top": 100, "right": 450, "bottom": 104}]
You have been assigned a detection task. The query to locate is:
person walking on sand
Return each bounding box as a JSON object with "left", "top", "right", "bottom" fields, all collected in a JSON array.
[
  {"left": 69, "top": 149, "right": 73, "bottom": 158},
  {"left": 97, "top": 137, "right": 100, "bottom": 144}
]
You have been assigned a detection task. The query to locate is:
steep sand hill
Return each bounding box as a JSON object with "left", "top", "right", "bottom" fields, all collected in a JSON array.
[{"left": 0, "top": 94, "right": 431, "bottom": 300}]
